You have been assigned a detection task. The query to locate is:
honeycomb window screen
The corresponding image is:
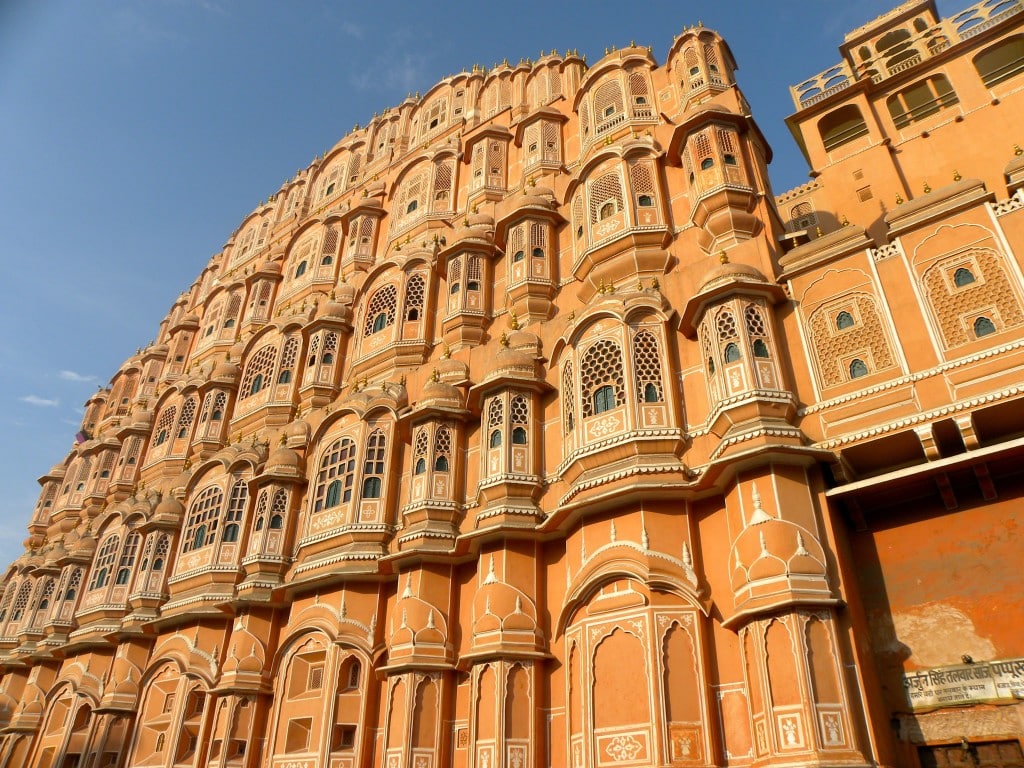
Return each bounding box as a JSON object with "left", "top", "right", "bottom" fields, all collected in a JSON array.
[
  {"left": 632, "top": 329, "right": 664, "bottom": 402},
  {"left": 716, "top": 128, "right": 736, "bottom": 154},
  {"left": 449, "top": 258, "right": 462, "bottom": 295},
  {"left": 153, "top": 406, "right": 177, "bottom": 446},
  {"left": 270, "top": 490, "right": 288, "bottom": 529},
  {"left": 580, "top": 339, "right": 625, "bottom": 417},
  {"left": 404, "top": 274, "right": 426, "bottom": 321},
  {"left": 240, "top": 345, "right": 277, "bottom": 398},
  {"left": 322, "top": 332, "right": 339, "bottom": 365},
  {"left": 63, "top": 568, "right": 83, "bottom": 603},
  {"left": 278, "top": 336, "right": 299, "bottom": 383},
  {"left": 809, "top": 295, "right": 895, "bottom": 387},
  {"left": 488, "top": 398, "right": 504, "bottom": 431},
  {"left": 486, "top": 142, "right": 505, "bottom": 186},
  {"left": 346, "top": 153, "right": 362, "bottom": 185},
  {"left": 31, "top": 579, "right": 55, "bottom": 625},
  {"left": 97, "top": 451, "right": 115, "bottom": 481},
  {"left": 716, "top": 310, "right": 738, "bottom": 342},
  {"left": 253, "top": 491, "right": 268, "bottom": 532},
  {"left": 183, "top": 486, "right": 224, "bottom": 552},
  {"left": 530, "top": 222, "right": 547, "bottom": 257},
  {"left": 210, "top": 392, "right": 227, "bottom": 422},
  {"left": 176, "top": 397, "right": 197, "bottom": 438},
  {"left": 118, "top": 438, "right": 142, "bottom": 480},
  {"left": 692, "top": 131, "right": 713, "bottom": 164},
  {"left": 629, "top": 162, "right": 656, "bottom": 208},
  {"left": 89, "top": 535, "right": 120, "bottom": 591},
  {"left": 790, "top": 202, "right": 818, "bottom": 231},
  {"left": 223, "top": 294, "right": 242, "bottom": 330},
  {"left": 363, "top": 284, "right": 398, "bottom": 336},
  {"left": 251, "top": 282, "right": 273, "bottom": 321},
  {"left": 358, "top": 217, "right": 374, "bottom": 244},
  {"left": 923, "top": 251, "right": 1024, "bottom": 348},
  {"left": 744, "top": 304, "right": 769, "bottom": 350},
  {"left": 588, "top": 171, "right": 625, "bottom": 223},
  {"left": 152, "top": 535, "right": 170, "bottom": 570},
  {"left": 9, "top": 582, "right": 32, "bottom": 624},
  {"left": 572, "top": 196, "right": 585, "bottom": 242},
  {"left": 313, "top": 438, "right": 357, "bottom": 512},
  {"left": 434, "top": 427, "right": 452, "bottom": 471},
  {"left": 579, "top": 101, "right": 591, "bottom": 139},
  {"left": 413, "top": 428, "right": 429, "bottom": 472}
]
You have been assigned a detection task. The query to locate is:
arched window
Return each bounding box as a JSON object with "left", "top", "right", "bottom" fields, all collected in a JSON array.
[
  {"left": 632, "top": 329, "right": 664, "bottom": 403},
  {"left": 176, "top": 398, "right": 197, "bottom": 439},
  {"left": 414, "top": 458, "right": 426, "bottom": 474},
  {"left": 313, "top": 438, "right": 356, "bottom": 512},
  {"left": 954, "top": 267, "right": 976, "bottom": 287},
  {"left": 221, "top": 480, "right": 247, "bottom": 546},
  {"left": 269, "top": 490, "right": 287, "bottom": 531},
  {"left": 700, "top": 157, "right": 714, "bottom": 170},
  {"left": 580, "top": 339, "right": 625, "bottom": 418},
  {"left": 183, "top": 486, "right": 224, "bottom": 552},
  {"left": 638, "top": 194, "right": 653, "bottom": 207},
  {"left": 406, "top": 200, "right": 418, "bottom": 214},
  {"left": 295, "top": 261, "right": 307, "bottom": 278},
  {"left": 240, "top": 344, "right": 277, "bottom": 399},
  {"left": 404, "top": 273, "right": 426, "bottom": 322},
  {"left": 90, "top": 534, "right": 120, "bottom": 591},
  {"left": 849, "top": 359, "right": 869, "bottom": 379},
  {"left": 974, "top": 316, "right": 996, "bottom": 337},
  {"left": 114, "top": 533, "right": 140, "bottom": 587},
  {"left": 512, "top": 427, "right": 527, "bottom": 444},
  {"left": 752, "top": 339, "right": 770, "bottom": 358},
  {"left": 974, "top": 36, "right": 1024, "bottom": 87},
  {"left": 362, "top": 430, "right": 386, "bottom": 499},
  {"left": 489, "top": 430, "right": 502, "bottom": 448},
  {"left": 513, "top": 250, "right": 525, "bottom": 262},
  {"left": 532, "top": 246, "right": 544, "bottom": 259},
  {"left": 724, "top": 342, "right": 741, "bottom": 363},
  {"left": 593, "top": 385, "right": 616, "bottom": 414},
  {"left": 363, "top": 284, "right": 398, "bottom": 337},
  {"left": 836, "top": 311, "right": 855, "bottom": 329},
  {"left": 434, "top": 455, "right": 449, "bottom": 472},
  {"left": 819, "top": 105, "right": 869, "bottom": 152}
]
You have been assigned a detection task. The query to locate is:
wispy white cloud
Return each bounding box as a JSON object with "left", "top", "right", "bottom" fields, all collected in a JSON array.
[
  {"left": 57, "top": 370, "right": 97, "bottom": 383},
  {"left": 340, "top": 20, "right": 363, "bottom": 38},
  {"left": 20, "top": 395, "right": 59, "bottom": 407},
  {"left": 349, "top": 52, "right": 429, "bottom": 93}
]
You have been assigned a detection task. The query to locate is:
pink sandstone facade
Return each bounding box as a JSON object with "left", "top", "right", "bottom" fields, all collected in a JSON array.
[{"left": 2, "top": 1, "right": 1024, "bottom": 766}]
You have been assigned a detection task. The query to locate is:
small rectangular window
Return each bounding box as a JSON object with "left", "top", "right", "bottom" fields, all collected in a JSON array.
[{"left": 857, "top": 186, "right": 873, "bottom": 202}]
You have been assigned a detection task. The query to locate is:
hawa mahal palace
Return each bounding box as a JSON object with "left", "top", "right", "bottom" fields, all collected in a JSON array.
[{"left": 2, "top": 1, "right": 1024, "bottom": 766}]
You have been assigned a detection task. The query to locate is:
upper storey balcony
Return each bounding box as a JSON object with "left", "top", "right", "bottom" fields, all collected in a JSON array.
[{"left": 789, "top": 0, "right": 1024, "bottom": 110}]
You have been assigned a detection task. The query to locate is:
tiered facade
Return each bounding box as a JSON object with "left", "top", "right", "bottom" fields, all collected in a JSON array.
[{"left": 3, "top": 1, "right": 1024, "bottom": 767}]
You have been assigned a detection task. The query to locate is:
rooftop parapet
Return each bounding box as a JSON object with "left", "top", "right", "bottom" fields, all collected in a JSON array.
[{"left": 789, "top": 0, "right": 1024, "bottom": 110}]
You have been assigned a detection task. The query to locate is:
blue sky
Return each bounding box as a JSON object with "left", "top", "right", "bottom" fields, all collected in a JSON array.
[{"left": 0, "top": 0, "right": 962, "bottom": 568}]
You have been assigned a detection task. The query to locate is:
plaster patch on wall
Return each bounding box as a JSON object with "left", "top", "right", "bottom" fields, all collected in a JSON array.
[{"left": 892, "top": 603, "right": 996, "bottom": 667}]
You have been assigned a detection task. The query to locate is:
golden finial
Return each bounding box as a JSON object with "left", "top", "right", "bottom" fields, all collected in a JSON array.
[
  {"left": 841, "top": 214, "right": 850, "bottom": 227},
  {"left": 953, "top": 169, "right": 962, "bottom": 181},
  {"left": 651, "top": 276, "right": 659, "bottom": 290},
  {"left": 472, "top": 204, "right": 479, "bottom": 214},
  {"left": 815, "top": 225, "right": 824, "bottom": 237},
  {"left": 528, "top": 176, "right": 536, "bottom": 187},
  {"left": 1016, "top": 144, "right": 1023, "bottom": 156},
  {"left": 637, "top": 279, "right": 645, "bottom": 291},
  {"left": 509, "top": 310, "right": 520, "bottom": 330},
  {"left": 604, "top": 134, "right": 613, "bottom": 146},
  {"left": 923, "top": 181, "right": 932, "bottom": 194},
  {"left": 442, "top": 343, "right": 451, "bottom": 359},
  {"left": 430, "top": 368, "right": 440, "bottom": 383},
  {"left": 606, "top": 282, "right": 615, "bottom": 294},
  {"left": 719, "top": 250, "right": 729, "bottom": 264},
  {"left": 630, "top": 40, "right": 635, "bottom": 47},
  {"left": 499, "top": 331, "right": 510, "bottom": 347},
  {"left": 279, "top": 433, "right": 286, "bottom": 446},
  {"left": 895, "top": 193, "right": 904, "bottom": 205},
  {"left": 380, "top": 381, "right": 387, "bottom": 392},
  {"left": 399, "top": 375, "right": 406, "bottom": 386},
  {"left": 604, "top": 47, "right": 609, "bottom": 55}
]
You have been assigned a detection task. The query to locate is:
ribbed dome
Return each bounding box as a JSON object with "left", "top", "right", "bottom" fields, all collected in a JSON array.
[{"left": 696, "top": 259, "right": 768, "bottom": 295}]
